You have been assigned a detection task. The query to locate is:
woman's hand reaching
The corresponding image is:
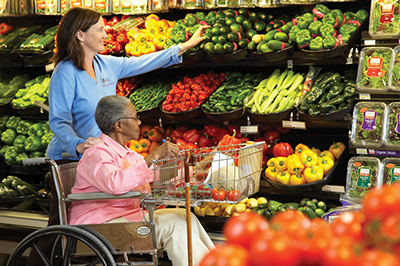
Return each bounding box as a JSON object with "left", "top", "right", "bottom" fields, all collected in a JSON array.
[
  {"left": 180, "top": 25, "right": 210, "bottom": 53},
  {"left": 144, "top": 141, "right": 180, "bottom": 167}
]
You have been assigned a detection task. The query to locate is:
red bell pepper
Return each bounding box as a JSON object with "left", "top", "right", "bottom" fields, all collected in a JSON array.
[
  {"left": 239, "top": 135, "right": 251, "bottom": 143},
  {"left": 227, "top": 125, "right": 243, "bottom": 138},
  {"left": 164, "top": 126, "right": 175, "bottom": 138},
  {"left": 204, "top": 125, "right": 220, "bottom": 137},
  {"left": 263, "top": 131, "right": 281, "bottom": 145},
  {"left": 176, "top": 139, "right": 187, "bottom": 150},
  {"left": 115, "top": 32, "right": 129, "bottom": 47},
  {"left": 183, "top": 129, "right": 200, "bottom": 144},
  {"left": 273, "top": 142, "right": 293, "bottom": 157},
  {"left": 215, "top": 128, "right": 229, "bottom": 142},
  {"left": 254, "top": 137, "right": 269, "bottom": 155},
  {"left": 185, "top": 143, "right": 198, "bottom": 150},
  {"left": 198, "top": 133, "right": 213, "bottom": 148},
  {"left": 170, "top": 127, "right": 188, "bottom": 143},
  {"left": 219, "top": 130, "right": 241, "bottom": 151}
]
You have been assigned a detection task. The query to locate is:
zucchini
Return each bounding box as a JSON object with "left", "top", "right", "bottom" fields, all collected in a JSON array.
[{"left": 282, "top": 202, "right": 299, "bottom": 210}]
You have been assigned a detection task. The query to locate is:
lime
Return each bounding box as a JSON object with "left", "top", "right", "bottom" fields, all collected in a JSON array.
[
  {"left": 214, "top": 43, "right": 225, "bottom": 54},
  {"left": 242, "top": 19, "right": 253, "bottom": 31},
  {"left": 238, "top": 38, "right": 249, "bottom": 49},
  {"left": 235, "top": 15, "right": 246, "bottom": 25},
  {"left": 238, "top": 8, "right": 250, "bottom": 18},
  {"left": 223, "top": 42, "right": 235, "bottom": 53},
  {"left": 211, "top": 35, "right": 219, "bottom": 44},
  {"left": 249, "top": 12, "right": 258, "bottom": 23},
  {"left": 211, "top": 26, "right": 221, "bottom": 36},
  {"left": 246, "top": 29, "right": 257, "bottom": 39},
  {"left": 227, "top": 32, "right": 240, "bottom": 42},
  {"left": 218, "top": 35, "right": 228, "bottom": 45},
  {"left": 204, "top": 42, "right": 215, "bottom": 54}
]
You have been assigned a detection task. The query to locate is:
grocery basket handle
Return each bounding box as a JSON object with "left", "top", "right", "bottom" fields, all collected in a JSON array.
[{"left": 23, "top": 157, "right": 47, "bottom": 166}]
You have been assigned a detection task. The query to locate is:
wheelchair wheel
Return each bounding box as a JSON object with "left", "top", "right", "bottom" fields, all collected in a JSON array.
[{"left": 6, "top": 225, "right": 116, "bottom": 266}]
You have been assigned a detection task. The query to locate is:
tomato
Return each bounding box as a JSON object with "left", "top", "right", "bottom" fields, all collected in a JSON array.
[
  {"left": 358, "top": 249, "right": 400, "bottom": 266},
  {"left": 380, "top": 213, "right": 400, "bottom": 242},
  {"left": 322, "top": 236, "right": 359, "bottom": 266},
  {"left": 301, "top": 219, "right": 332, "bottom": 266},
  {"left": 199, "top": 244, "right": 250, "bottom": 266},
  {"left": 363, "top": 184, "right": 400, "bottom": 222},
  {"left": 223, "top": 212, "right": 269, "bottom": 249},
  {"left": 226, "top": 189, "right": 240, "bottom": 201},
  {"left": 250, "top": 230, "right": 302, "bottom": 266},
  {"left": 270, "top": 210, "right": 311, "bottom": 236},
  {"left": 211, "top": 187, "right": 226, "bottom": 201},
  {"left": 331, "top": 211, "right": 366, "bottom": 243}
]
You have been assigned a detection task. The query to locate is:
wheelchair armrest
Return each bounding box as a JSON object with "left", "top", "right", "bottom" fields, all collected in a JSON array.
[{"left": 65, "top": 191, "right": 143, "bottom": 201}]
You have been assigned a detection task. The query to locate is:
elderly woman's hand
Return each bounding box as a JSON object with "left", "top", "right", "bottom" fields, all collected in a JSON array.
[
  {"left": 180, "top": 25, "right": 210, "bottom": 53},
  {"left": 144, "top": 142, "right": 180, "bottom": 166}
]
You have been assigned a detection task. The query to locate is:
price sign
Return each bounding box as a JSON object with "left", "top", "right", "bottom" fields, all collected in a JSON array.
[
  {"left": 282, "top": 120, "right": 306, "bottom": 130},
  {"left": 322, "top": 185, "right": 345, "bottom": 193},
  {"left": 356, "top": 148, "right": 368, "bottom": 155},
  {"left": 359, "top": 94, "right": 371, "bottom": 100},
  {"left": 240, "top": 125, "right": 259, "bottom": 134},
  {"left": 364, "top": 40, "right": 376, "bottom": 46}
]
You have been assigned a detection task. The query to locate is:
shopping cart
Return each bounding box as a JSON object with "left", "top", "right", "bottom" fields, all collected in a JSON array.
[{"left": 5, "top": 142, "right": 263, "bottom": 266}]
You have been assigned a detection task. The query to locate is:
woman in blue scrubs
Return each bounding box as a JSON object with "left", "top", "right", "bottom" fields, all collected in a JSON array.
[{"left": 47, "top": 7, "right": 207, "bottom": 160}]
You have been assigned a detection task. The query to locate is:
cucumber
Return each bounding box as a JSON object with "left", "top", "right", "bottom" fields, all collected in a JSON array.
[
  {"left": 282, "top": 202, "right": 299, "bottom": 210},
  {"left": 315, "top": 208, "right": 325, "bottom": 218},
  {"left": 267, "top": 200, "right": 282, "bottom": 212},
  {"left": 317, "top": 201, "right": 327, "bottom": 212},
  {"left": 305, "top": 200, "right": 317, "bottom": 211},
  {"left": 301, "top": 206, "right": 318, "bottom": 219},
  {"left": 299, "top": 198, "right": 310, "bottom": 207}
]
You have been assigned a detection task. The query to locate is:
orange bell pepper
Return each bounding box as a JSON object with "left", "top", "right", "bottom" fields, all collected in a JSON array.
[
  {"left": 152, "top": 125, "right": 165, "bottom": 136},
  {"left": 156, "top": 19, "right": 170, "bottom": 35},
  {"left": 310, "top": 147, "right": 321, "bottom": 156},
  {"left": 319, "top": 150, "right": 335, "bottom": 162},
  {"left": 148, "top": 127, "right": 163, "bottom": 142},
  {"left": 329, "top": 142, "right": 346, "bottom": 159},
  {"left": 140, "top": 124, "right": 153, "bottom": 138},
  {"left": 149, "top": 141, "right": 160, "bottom": 153},
  {"left": 141, "top": 152, "right": 149, "bottom": 157},
  {"left": 294, "top": 143, "right": 310, "bottom": 156},
  {"left": 139, "top": 138, "right": 151, "bottom": 152}
]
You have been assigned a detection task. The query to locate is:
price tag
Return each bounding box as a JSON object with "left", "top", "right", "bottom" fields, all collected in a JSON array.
[
  {"left": 359, "top": 94, "right": 371, "bottom": 100},
  {"left": 282, "top": 120, "right": 306, "bottom": 130},
  {"left": 287, "top": 59, "right": 293, "bottom": 69},
  {"left": 356, "top": 148, "right": 368, "bottom": 155},
  {"left": 346, "top": 58, "right": 353, "bottom": 65},
  {"left": 364, "top": 39, "right": 376, "bottom": 46},
  {"left": 45, "top": 62, "right": 55, "bottom": 72},
  {"left": 240, "top": 125, "right": 259, "bottom": 134},
  {"left": 322, "top": 185, "right": 345, "bottom": 193}
]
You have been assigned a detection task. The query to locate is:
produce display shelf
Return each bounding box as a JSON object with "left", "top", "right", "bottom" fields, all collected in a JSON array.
[
  {"left": 361, "top": 31, "right": 400, "bottom": 47},
  {"left": 349, "top": 144, "right": 400, "bottom": 158},
  {"left": 355, "top": 92, "right": 400, "bottom": 101}
]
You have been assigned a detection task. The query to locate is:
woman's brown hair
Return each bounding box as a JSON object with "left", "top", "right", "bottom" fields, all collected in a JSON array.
[{"left": 52, "top": 7, "right": 101, "bottom": 70}]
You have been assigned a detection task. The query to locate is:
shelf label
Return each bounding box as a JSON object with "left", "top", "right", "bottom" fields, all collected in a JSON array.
[
  {"left": 45, "top": 62, "right": 55, "bottom": 72},
  {"left": 322, "top": 185, "right": 345, "bottom": 193},
  {"left": 356, "top": 148, "right": 368, "bottom": 155},
  {"left": 240, "top": 125, "right": 259, "bottom": 134},
  {"left": 282, "top": 120, "right": 306, "bottom": 130},
  {"left": 359, "top": 94, "right": 371, "bottom": 100},
  {"left": 368, "top": 149, "right": 400, "bottom": 156},
  {"left": 287, "top": 60, "right": 293, "bottom": 69},
  {"left": 346, "top": 58, "right": 353, "bottom": 65},
  {"left": 364, "top": 40, "right": 376, "bottom": 46}
]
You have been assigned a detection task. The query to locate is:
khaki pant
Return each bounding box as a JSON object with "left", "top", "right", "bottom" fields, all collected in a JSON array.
[{"left": 108, "top": 208, "right": 214, "bottom": 266}]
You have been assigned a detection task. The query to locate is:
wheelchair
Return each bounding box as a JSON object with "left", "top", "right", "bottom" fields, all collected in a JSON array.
[{"left": 6, "top": 158, "right": 166, "bottom": 266}]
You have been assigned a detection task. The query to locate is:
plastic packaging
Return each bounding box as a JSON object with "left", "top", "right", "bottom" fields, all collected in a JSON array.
[
  {"left": 380, "top": 157, "right": 400, "bottom": 185},
  {"left": 357, "top": 46, "right": 393, "bottom": 92},
  {"left": 369, "top": 0, "right": 400, "bottom": 38},
  {"left": 351, "top": 101, "right": 387, "bottom": 148},
  {"left": 390, "top": 45, "right": 400, "bottom": 91},
  {"left": 342, "top": 156, "right": 381, "bottom": 204},
  {"left": 384, "top": 102, "right": 400, "bottom": 148}
]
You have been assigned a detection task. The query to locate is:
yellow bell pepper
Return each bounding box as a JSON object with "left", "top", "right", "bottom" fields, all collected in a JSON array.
[
  {"left": 153, "top": 35, "right": 166, "bottom": 50},
  {"left": 142, "top": 42, "right": 157, "bottom": 55},
  {"left": 300, "top": 149, "right": 318, "bottom": 168},
  {"left": 267, "top": 157, "right": 278, "bottom": 168},
  {"left": 156, "top": 19, "right": 170, "bottom": 35},
  {"left": 318, "top": 156, "right": 334, "bottom": 175},
  {"left": 134, "top": 32, "right": 148, "bottom": 44},
  {"left": 287, "top": 154, "right": 304, "bottom": 174},
  {"left": 265, "top": 166, "right": 278, "bottom": 182},
  {"left": 290, "top": 169, "right": 306, "bottom": 185},
  {"left": 276, "top": 170, "right": 290, "bottom": 185},
  {"left": 276, "top": 157, "right": 287, "bottom": 171},
  {"left": 319, "top": 150, "right": 335, "bottom": 162},
  {"left": 294, "top": 143, "right": 310, "bottom": 156},
  {"left": 311, "top": 147, "right": 321, "bottom": 156},
  {"left": 329, "top": 142, "right": 346, "bottom": 159},
  {"left": 303, "top": 165, "right": 324, "bottom": 183},
  {"left": 127, "top": 27, "right": 140, "bottom": 42}
]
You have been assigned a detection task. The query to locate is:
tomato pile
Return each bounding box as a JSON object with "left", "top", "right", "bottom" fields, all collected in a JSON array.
[{"left": 199, "top": 183, "right": 400, "bottom": 266}]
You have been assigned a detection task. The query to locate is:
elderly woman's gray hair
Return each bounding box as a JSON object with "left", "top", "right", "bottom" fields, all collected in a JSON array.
[{"left": 95, "top": 95, "right": 132, "bottom": 134}]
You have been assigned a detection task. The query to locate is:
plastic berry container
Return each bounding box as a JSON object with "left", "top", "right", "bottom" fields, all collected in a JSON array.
[{"left": 350, "top": 101, "right": 387, "bottom": 148}]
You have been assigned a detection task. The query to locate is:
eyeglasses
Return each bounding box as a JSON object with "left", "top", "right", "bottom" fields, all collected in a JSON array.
[{"left": 118, "top": 115, "right": 140, "bottom": 122}]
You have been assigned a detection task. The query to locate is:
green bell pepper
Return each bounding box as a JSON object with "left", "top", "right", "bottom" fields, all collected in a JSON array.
[
  {"left": 16, "top": 120, "right": 34, "bottom": 136},
  {"left": 322, "top": 13, "right": 339, "bottom": 27},
  {"left": 28, "top": 123, "right": 44, "bottom": 138},
  {"left": 305, "top": 84, "right": 324, "bottom": 104},
  {"left": 308, "top": 105, "right": 322, "bottom": 116},
  {"left": 312, "top": 4, "right": 331, "bottom": 19},
  {"left": 309, "top": 36, "right": 324, "bottom": 51},
  {"left": 185, "top": 13, "right": 198, "bottom": 27},
  {"left": 320, "top": 24, "right": 335, "bottom": 38},
  {"left": 308, "top": 20, "right": 323, "bottom": 36},
  {"left": 13, "top": 135, "right": 27, "bottom": 153},
  {"left": 5, "top": 116, "right": 22, "bottom": 130},
  {"left": 320, "top": 95, "right": 344, "bottom": 110},
  {"left": 24, "top": 136, "right": 42, "bottom": 152},
  {"left": 0, "top": 145, "right": 10, "bottom": 157},
  {"left": 15, "top": 152, "right": 29, "bottom": 165},
  {"left": 323, "top": 35, "right": 338, "bottom": 49},
  {"left": 289, "top": 25, "right": 301, "bottom": 42},
  {"left": 331, "top": 9, "right": 345, "bottom": 27},
  {"left": 326, "top": 81, "right": 345, "bottom": 100},
  {"left": 29, "top": 151, "right": 45, "bottom": 158},
  {"left": 319, "top": 104, "right": 337, "bottom": 114},
  {"left": 4, "top": 146, "right": 18, "bottom": 164},
  {"left": 1, "top": 129, "right": 17, "bottom": 145},
  {"left": 355, "top": 9, "right": 368, "bottom": 22},
  {"left": 338, "top": 23, "right": 358, "bottom": 36},
  {"left": 296, "top": 29, "right": 312, "bottom": 48},
  {"left": 343, "top": 81, "right": 356, "bottom": 102},
  {"left": 0, "top": 115, "right": 9, "bottom": 131},
  {"left": 297, "top": 17, "right": 311, "bottom": 30},
  {"left": 41, "top": 132, "right": 53, "bottom": 149},
  {"left": 172, "top": 31, "right": 186, "bottom": 43}
]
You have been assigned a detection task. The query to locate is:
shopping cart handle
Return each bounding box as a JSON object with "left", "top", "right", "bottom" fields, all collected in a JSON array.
[
  {"left": 66, "top": 191, "right": 143, "bottom": 201},
  {"left": 61, "top": 152, "right": 74, "bottom": 159},
  {"left": 23, "top": 157, "right": 47, "bottom": 166}
]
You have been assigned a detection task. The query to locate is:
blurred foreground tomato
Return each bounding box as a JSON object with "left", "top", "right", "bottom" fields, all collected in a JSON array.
[
  {"left": 358, "top": 249, "right": 400, "bottom": 266},
  {"left": 362, "top": 184, "right": 400, "bottom": 222},
  {"left": 222, "top": 212, "right": 269, "bottom": 249},
  {"left": 199, "top": 244, "right": 249, "bottom": 266},
  {"left": 331, "top": 210, "right": 366, "bottom": 243}
]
